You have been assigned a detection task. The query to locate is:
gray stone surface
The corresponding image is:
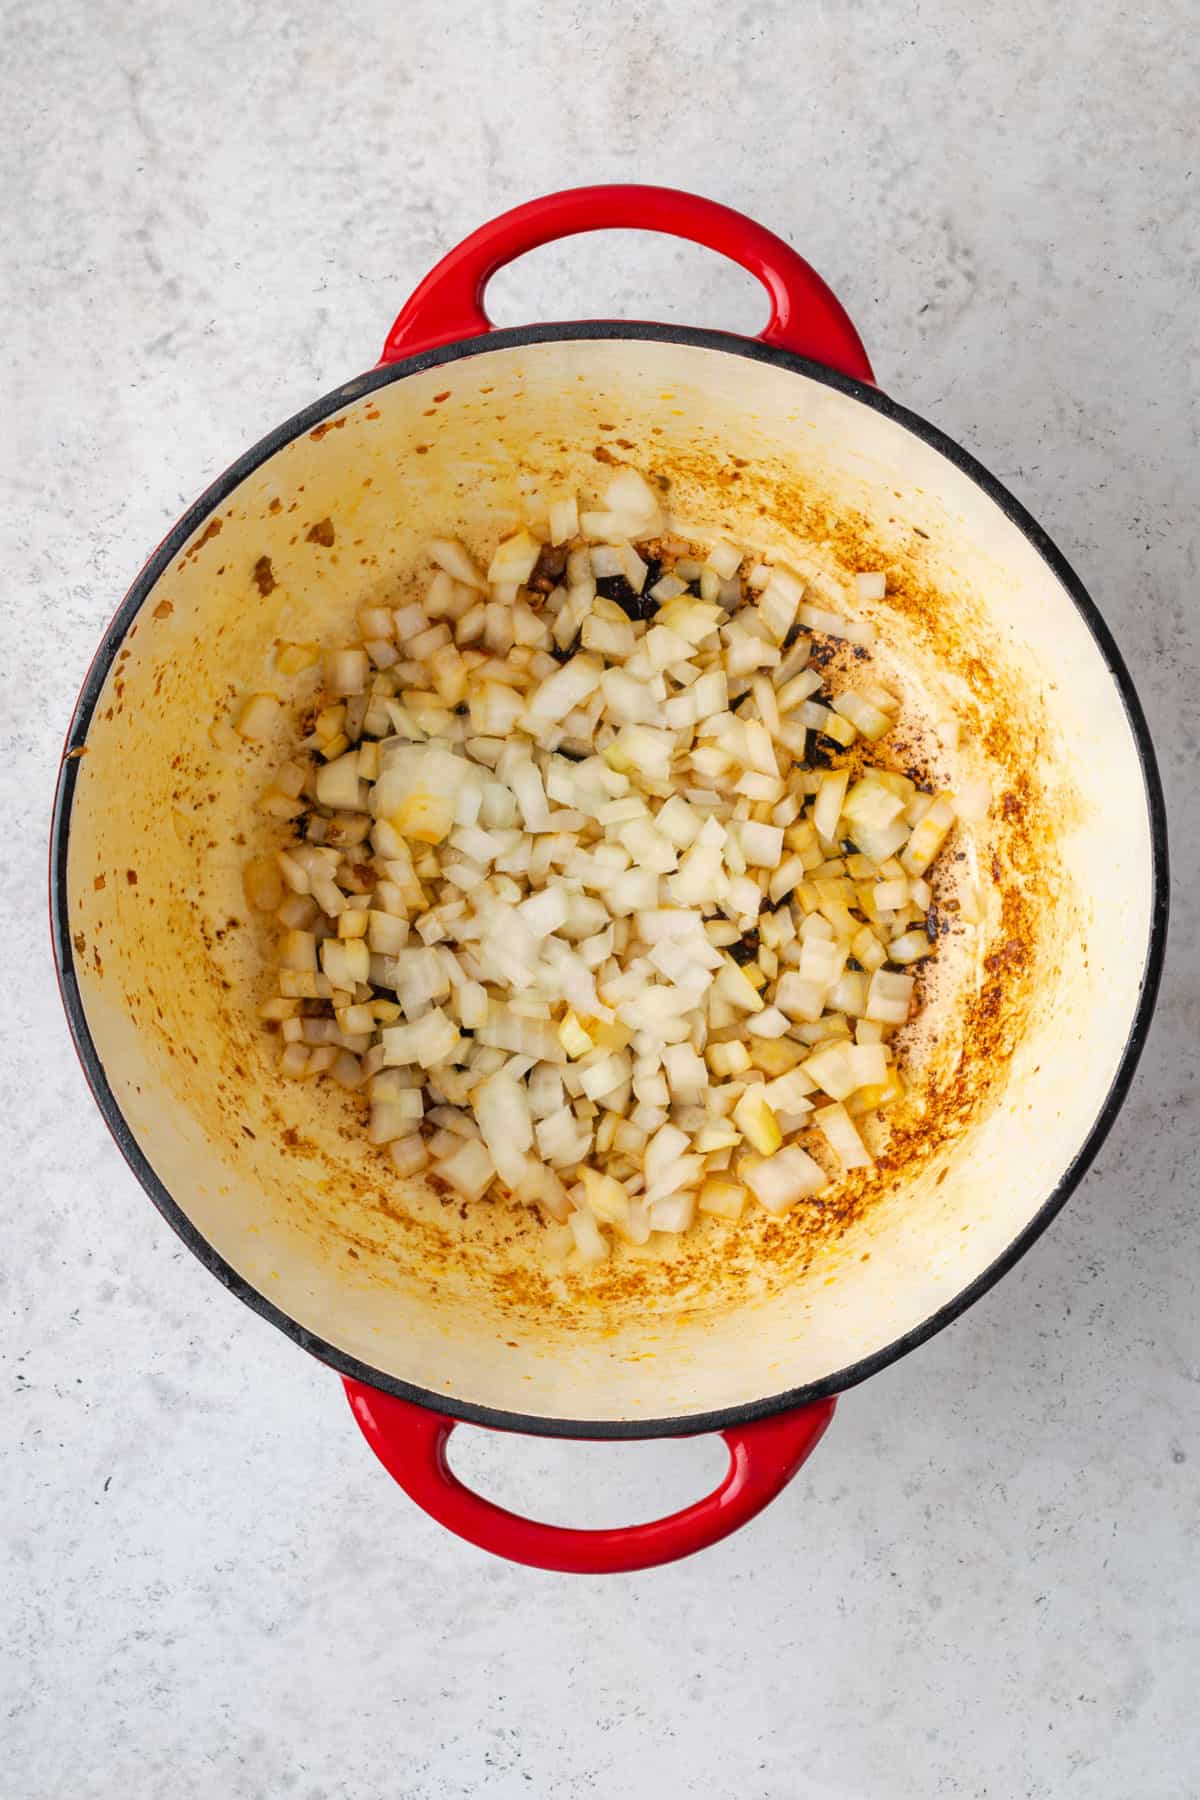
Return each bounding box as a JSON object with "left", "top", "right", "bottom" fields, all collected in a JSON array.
[{"left": 2, "top": 2, "right": 1196, "bottom": 1795}]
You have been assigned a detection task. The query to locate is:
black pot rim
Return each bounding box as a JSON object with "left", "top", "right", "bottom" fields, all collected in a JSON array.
[{"left": 49, "top": 321, "right": 1170, "bottom": 1441}]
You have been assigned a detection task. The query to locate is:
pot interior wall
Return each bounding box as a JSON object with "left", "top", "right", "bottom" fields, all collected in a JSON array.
[{"left": 61, "top": 335, "right": 1155, "bottom": 1422}]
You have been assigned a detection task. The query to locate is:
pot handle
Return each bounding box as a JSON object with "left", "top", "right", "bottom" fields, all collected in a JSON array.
[
  {"left": 343, "top": 1378, "right": 836, "bottom": 1574},
  {"left": 380, "top": 184, "right": 873, "bottom": 382}
]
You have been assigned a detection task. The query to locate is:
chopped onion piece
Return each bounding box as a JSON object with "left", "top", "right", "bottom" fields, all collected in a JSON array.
[
  {"left": 568, "top": 1206, "right": 609, "bottom": 1264},
  {"left": 813, "top": 769, "right": 850, "bottom": 844},
  {"left": 487, "top": 529, "right": 541, "bottom": 586},
  {"left": 798, "top": 602, "right": 874, "bottom": 645},
  {"left": 374, "top": 743, "right": 472, "bottom": 845},
  {"left": 802, "top": 1041, "right": 862, "bottom": 1101},
  {"left": 758, "top": 566, "right": 804, "bottom": 642},
  {"left": 236, "top": 693, "right": 281, "bottom": 740},
  {"left": 865, "top": 968, "right": 915, "bottom": 1025},
  {"left": 649, "top": 1191, "right": 697, "bottom": 1234},
  {"left": 901, "top": 795, "right": 956, "bottom": 876},
  {"left": 620, "top": 542, "right": 648, "bottom": 593},
  {"left": 831, "top": 691, "right": 893, "bottom": 741},
  {"left": 321, "top": 937, "right": 369, "bottom": 988},
  {"left": 438, "top": 1137, "right": 496, "bottom": 1200},
  {"left": 428, "top": 538, "right": 486, "bottom": 591},
  {"left": 642, "top": 1122, "right": 687, "bottom": 1185},
  {"left": 604, "top": 467, "right": 661, "bottom": 530},
  {"left": 706, "top": 538, "right": 742, "bottom": 580},
  {"left": 315, "top": 749, "right": 364, "bottom": 810},
  {"left": 326, "top": 648, "right": 370, "bottom": 697},
  {"left": 737, "top": 820, "right": 784, "bottom": 869},
  {"left": 474, "top": 1072, "right": 533, "bottom": 1188},
  {"left": 889, "top": 929, "right": 934, "bottom": 964},
  {"left": 579, "top": 1053, "right": 627, "bottom": 1102},
  {"left": 655, "top": 796, "right": 701, "bottom": 848},
  {"left": 814, "top": 1101, "right": 873, "bottom": 1169},
  {"left": 525, "top": 655, "right": 605, "bottom": 731},
  {"left": 715, "top": 958, "right": 765, "bottom": 1014},
  {"left": 548, "top": 493, "right": 579, "bottom": 545},
  {"left": 733, "top": 1089, "right": 782, "bottom": 1155},
  {"left": 843, "top": 777, "right": 906, "bottom": 832},
  {"left": 744, "top": 1145, "right": 827, "bottom": 1212},
  {"left": 580, "top": 1166, "right": 630, "bottom": 1225},
  {"left": 388, "top": 1135, "right": 428, "bottom": 1177},
  {"left": 747, "top": 1005, "right": 790, "bottom": 1039},
  {"left": 650, "top": 572, "right": 688, "bottom": 604},
  {"left": 663, "top": 1042, "right": 707, "bottom": 1100},
  {"left": 763, "top": 1067, "right": 817, "bottom": 1113},
  {"left": 698, "top": 1177, "right": 746, "bottom": 1220}
]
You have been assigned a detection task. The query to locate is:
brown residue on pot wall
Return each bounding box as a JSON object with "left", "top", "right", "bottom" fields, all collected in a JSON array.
[
  {"left": 63, "top": 386, "right": 1084, "bottom": 1354},
  {"left": 180, "top": 516, "right": 223, "bottom": 566}
]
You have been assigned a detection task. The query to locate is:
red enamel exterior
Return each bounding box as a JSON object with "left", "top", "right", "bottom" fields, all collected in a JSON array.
[
  {"left": 380, "top": 183, "right": 875, "bottom": 383},
  {"left": 344, "top": 1379, "right": 837, "bottom": 1575},
  {"left": 345, "top": 185, "right": 870, "bottom": 1573}
]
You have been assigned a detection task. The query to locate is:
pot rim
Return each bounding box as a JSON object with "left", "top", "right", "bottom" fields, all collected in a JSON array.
[{"left": 50, "top": 321, "right": 1170, "bottom": 1440}]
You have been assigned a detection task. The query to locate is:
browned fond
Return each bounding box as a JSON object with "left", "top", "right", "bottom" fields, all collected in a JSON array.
[{"left": 68, "top": 417, "right": 1076, "bottom": 1336}]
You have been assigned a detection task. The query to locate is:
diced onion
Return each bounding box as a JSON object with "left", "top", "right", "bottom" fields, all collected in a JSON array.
[
  {"left": 799, "top": 602, "right": 875, "bottom": 645},
  {"left": 236, "top": 693, "right": 281, "bottom": 740},
  {"left": 733, "top": 1089, "right": 782, "bottom": 1154},
  {"left": 549, "top": 493, "right": 579, "bottom": 546},
  {"left": 953, "top": 776, "right": 992, "bottom": 825},
  {"left": 488, "top": 529, "right": 541, "bottom": 586},
  {"left": 699, "top": 1177, "right": 746, "bottom": 1220},
  {"left": 744, "top": 1145, "right": 827, "bottom": 1212},
  {"left": 832, "top": 691, "right": 893, "bottom": 742},
  {"left": 865, "top": 968, "right": 915, "bottom": 1024},
  {"left": 568, "top": 1206, "right": 609, "bottom": 1263},
  {"left": 428, "top": 538, "right": 487, "bottom": 591},
  {"left": 474, "top": 1072, "right": 533, "bottom": 1188},
  {"left": 706, "top": 539, "right": 742, "bottom": 581},
  {"left": 247, "top": 467, "right": 978, "bottom": 1254},
  {"left": 814, "top": 1101, "right": 873, "bottom": 1170},
  {"left": 438, "top": 1137, "right": 496, "bottom": 1199}
]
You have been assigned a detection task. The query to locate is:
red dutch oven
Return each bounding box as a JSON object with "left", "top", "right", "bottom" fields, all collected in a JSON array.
[{"left": 51, "top": 187, "right": 1167, "bottom": 1573}]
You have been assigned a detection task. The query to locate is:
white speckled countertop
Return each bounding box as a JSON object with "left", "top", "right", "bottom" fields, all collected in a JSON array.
[{"left": 3, "top": 4, "right": 1197, "bottom": 1795}]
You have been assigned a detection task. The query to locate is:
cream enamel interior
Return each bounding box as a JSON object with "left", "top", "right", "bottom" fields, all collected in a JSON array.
[{"left": 62, "top": 336, "right": 1155, "bottom": 1423}]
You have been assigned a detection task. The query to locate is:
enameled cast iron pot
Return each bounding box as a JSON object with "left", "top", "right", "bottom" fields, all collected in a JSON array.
[{"left": 51, "top": 188, "right": 1167, "bottom": 1573}]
